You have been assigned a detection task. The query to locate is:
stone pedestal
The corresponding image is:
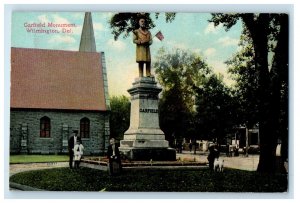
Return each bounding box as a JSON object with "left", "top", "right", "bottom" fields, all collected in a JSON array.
[{"left": 119, "top": 77, "right": 176, "bottom": 161}]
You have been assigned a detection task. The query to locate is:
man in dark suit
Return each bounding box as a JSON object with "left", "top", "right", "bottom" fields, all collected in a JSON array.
[
  {"left": 107, "top": 138, "right": 121, "bottom": 175},
  {"left": 68, "top": 130, "right": 81, "bottom": 169}
]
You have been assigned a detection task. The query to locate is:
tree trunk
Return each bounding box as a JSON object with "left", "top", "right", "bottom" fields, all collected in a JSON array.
[
  {"left": 255, "top": 34, "right": 277, "bottom": 173},
  {"left": 254, "top": 14, "right": 288, "bottom": 174},
  {"left": 269, "top": 14, "right": 289, "bottom": 173},
  {"left": 243, "top": 14, "right": 278, "bottom": 173}
]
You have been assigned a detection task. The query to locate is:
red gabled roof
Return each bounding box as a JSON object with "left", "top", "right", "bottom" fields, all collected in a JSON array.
[{"left": 11, "top": 47, "right": 107, "bottom": 111}]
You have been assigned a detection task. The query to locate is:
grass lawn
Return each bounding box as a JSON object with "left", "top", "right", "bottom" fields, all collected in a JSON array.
[
  {"left": 10, "top": 155, "right": 69, "bottom": 164},
  {"left": 9, "top": 167, "right": 288, "bottom": 192}
]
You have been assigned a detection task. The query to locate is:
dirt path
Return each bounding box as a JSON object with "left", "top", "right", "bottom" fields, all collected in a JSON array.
[
  {"left": 176, "top": 150, "right": 259, "bottom": 171},
  {"left": 10, "top": 162, "right": 69, "bottom": 176},
  {"left": 10, "top": 152, "right": 259, "bottom": 177}
]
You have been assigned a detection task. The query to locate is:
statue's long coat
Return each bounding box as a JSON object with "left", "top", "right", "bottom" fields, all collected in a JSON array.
[{"left": 133, "top": 28, "right": 152, "bottom": 62}]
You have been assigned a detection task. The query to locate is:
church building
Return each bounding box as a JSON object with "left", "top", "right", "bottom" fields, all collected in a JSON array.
[{"left": 10, "top": 12, "right": 110, "bottom": 155}]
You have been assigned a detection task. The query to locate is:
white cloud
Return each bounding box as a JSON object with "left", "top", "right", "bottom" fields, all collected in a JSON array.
[
  {"left": 37, "top": 14, "right": 77, "bottom": 24},
  {"left": 37, "top": 13, "right": 82, "bottom": 35},
  {"left": 93, "top": 12, "right": 115, "bottom": 21},
  {"left": 209, "top": 60, "right": 227, "bottom": 74},
  {"left": 102, "top": 12, "right": 115, "bottom": 20},
  {"left": 193, "top": 48, "right": 202, "bottom": 54},
  {"left": 204, "top": 22, "right": 223, "bottom": 35},
  {"left": 72, "top": 26, "right": 83, "bottom": 35},
  {"left": 64, "top": 45, "right": 78, "bottom": 51},
  {"left": 204, "top": 48, "right": 216, "bottom": 57},
  {"left": 195, "top": 31, "right": 201, "bottom": 36},
  {"left": 207, "top": 60, "right": 235, "bottom": 86},
  {"left": 107, "top": 61, "right": 136, "bottom": 97},
  {"left": 52, "top": 14, "right": 71, "bottom": 24},
  {"left": 37, "top": 14, "right": 71, "bottom": 25},
  {"left": 71, "top": 12, "right": 85, "bottom": 19},
  {"left": 106, "top": 39, "right": 126, "bottom": 51},
  {"left": 48, "top": 35, "right": 76, "bottom": 44},
  {"left": 217, "top": 36, "right": 239, "bottom": 47},
  {"left": 94, "top": 23, "right": 105, "bottom": 32},
  {"left": 38, "top": 14, "right": 50, "bottom": 22},
  {"left": 166, "top": 40, "right": 188, "bottom": 50}
]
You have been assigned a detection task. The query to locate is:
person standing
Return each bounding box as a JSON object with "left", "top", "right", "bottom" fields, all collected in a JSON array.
[
  {"left": 107, "top": 138, "right": 121, "bottom": 175},
  {"left": 133, "top": 16, "right": 152, "bottom": 77},
  {"left": 189, "top": 142, "right": 193, "bottom": 152},
  {"left": 68, "top": 130, "right": 81, "bottom": 169},
  {"left": 74, "top": 140, "right": 84, "bottom": 169},
  {"left": 207, "top": 145, "right": 216, "bottom": 171}
]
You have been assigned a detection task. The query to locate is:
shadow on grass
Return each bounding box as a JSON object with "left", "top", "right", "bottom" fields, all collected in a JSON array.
[{"left": 9, "top": 167, "right": 288, "bottom": 192}]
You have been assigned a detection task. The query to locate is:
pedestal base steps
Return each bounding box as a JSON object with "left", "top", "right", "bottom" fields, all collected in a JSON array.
[{"left": 119, "top": 147, "right": 176, "bottom": 161}]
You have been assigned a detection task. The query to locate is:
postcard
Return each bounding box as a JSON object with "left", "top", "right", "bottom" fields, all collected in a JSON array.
[{"left": 9, "top": 10, "right": 289, "bottom": 195}]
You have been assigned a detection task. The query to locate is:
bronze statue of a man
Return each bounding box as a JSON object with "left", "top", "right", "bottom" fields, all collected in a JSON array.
[{"left": 133, "top": 17, "right": 152, "bottom": 77}]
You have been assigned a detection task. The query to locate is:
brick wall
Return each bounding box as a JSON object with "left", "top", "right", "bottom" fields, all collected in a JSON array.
[{"left": 10, "top": 109, "right": 109, "bottom": 155}]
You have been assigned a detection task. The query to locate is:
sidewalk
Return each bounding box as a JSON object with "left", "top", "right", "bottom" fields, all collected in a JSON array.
[
  {"left": 10, "top": 162, "right": 69, "bottom": 177},
  {"left": 176, "top": 150, "right": 259, "bottom": 171},
  {"left": 10, "top": 151, "right": 259, "bottom": 177}
]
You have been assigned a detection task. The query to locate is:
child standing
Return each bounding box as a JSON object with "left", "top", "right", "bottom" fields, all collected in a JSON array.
[{"left": 73, "top": 140, "right": 84, "bottom": 169}]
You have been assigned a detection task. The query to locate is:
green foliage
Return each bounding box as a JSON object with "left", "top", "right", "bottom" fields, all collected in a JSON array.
[
  {"left": 110, "top": 12, "right": 176, "bottom": 40},
  {"left": 154, "top": 48, "right": 237, "bottom": 144},
  {"left": 153, "top": 48, "right": 211, "bottom": 143},
  {"left": 195, "top": 74, "right": 237, "bottom": 142},
  {"left": 10, "top": 167, "right": 287, "bottom": 192},
  {"left": 225, "top": 28, "right": 259, "bottom": 128},
  {"left": 110, "top": 13, "right": 154, "bottom": 40},
  {"left": 209, "top": 13, "right": 240, "bottom": 31},
  {"left": 109, "top": 95, "right": 130, "bottom": 140}
]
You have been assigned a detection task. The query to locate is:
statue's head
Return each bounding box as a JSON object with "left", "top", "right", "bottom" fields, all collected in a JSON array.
[{"left": 138, "top": 18, "right": 146, "bottom": 28}]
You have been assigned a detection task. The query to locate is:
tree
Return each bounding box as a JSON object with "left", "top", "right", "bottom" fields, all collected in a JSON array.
[
  {"left": 226, "top": 27, "right": 259, "bottom": 129},
  {"left": 109, "top": 95, "right": 131, "bottom": 141},
  {"left": 210, "top": 13, "right": 288, "bottom": 173},
  {"left": 154, "top": 48, "right": 211, "bottom": 144},
  {"left": 194, "top": 74, "right": 237, "bottom": 143},
  {"left": 110, "top": 12, "right": 175, "bottom": 40}
]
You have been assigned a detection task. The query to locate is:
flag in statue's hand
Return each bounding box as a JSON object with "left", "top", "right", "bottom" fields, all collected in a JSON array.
[{"left": 155, "top": 31, "right": 164, "bottom": 41}]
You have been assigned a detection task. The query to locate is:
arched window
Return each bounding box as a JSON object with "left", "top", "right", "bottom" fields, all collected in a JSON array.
[
  {"left": 80, "top": 117, "right": 90, "bottom": 138},
  {"left": 40, "top": 116, "right": 51, "bottom": 137}
]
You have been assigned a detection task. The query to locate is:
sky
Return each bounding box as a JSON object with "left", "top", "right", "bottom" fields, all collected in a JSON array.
[{"left": 11, "top": 12, "right": 243, "bottom": 97}]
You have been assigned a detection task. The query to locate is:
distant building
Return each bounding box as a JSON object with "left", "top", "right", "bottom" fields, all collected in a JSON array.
[
  {"left": 10, "top": 12, "right": 110, "bottom": 155},
  {"left": 235, "top": 125, "right": 260, "bottom": 147}
]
